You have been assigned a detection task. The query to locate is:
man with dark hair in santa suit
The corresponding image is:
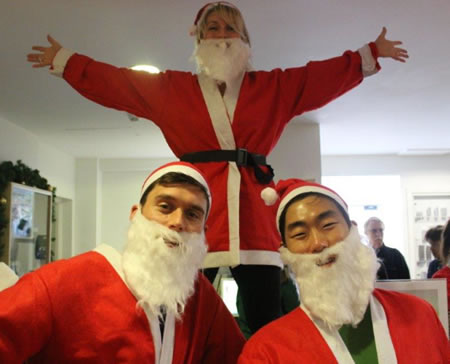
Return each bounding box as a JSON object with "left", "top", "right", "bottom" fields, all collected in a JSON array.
[
  {"left": 27, "top": 2, "right": 408, "bottom": 334},
  {"left": 238, "top": 179, "right": 449, "bottom": 363},
  {"left": 0, "top": 162, "right": 245, "bottom": 363}
]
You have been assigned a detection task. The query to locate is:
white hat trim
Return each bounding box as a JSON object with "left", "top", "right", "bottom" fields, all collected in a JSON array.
[
  {"left": 276, "top": 185, "right": 347, "bottom": 232},
  {"left": 141, "top": 165, "right": 211, "bottom": 205}
]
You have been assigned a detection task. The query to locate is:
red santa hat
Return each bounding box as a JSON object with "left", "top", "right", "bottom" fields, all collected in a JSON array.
[
  {"left": 189, "top": 1, "right": 240, "bottom": 36},
  {"left": 261, "top": 179, "right": 348, "bottom": 233},
  {"left": 141, "top": 161, "right": 211, "bottom": 210}
]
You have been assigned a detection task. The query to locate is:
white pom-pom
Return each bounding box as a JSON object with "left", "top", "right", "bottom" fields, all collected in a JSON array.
[{"left": 261, "top": 187, "right": 278, "bottom": 206}]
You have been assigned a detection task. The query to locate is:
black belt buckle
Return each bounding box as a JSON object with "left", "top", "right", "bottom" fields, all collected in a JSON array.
[{"left": 236, "top": 148, "right": 248, "bottom": 166}]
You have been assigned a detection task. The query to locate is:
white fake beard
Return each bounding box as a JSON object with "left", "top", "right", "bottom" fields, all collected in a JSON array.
[
  {"left": 280, "top": 226, "right": 379, "bottom": 329},
  {"left": 122, "top": 210, "right": 208, "bottom": 320},
  {"left": 193, "top": 38, "right": 251, "bottom": 84}
]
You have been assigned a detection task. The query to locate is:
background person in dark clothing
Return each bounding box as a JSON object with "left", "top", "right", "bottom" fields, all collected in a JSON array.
[
  {"left": 425, "top": 225, "right": 444, "bottom": 278},
  {"left": 364, "top": 217, "right": 410, "bottom": 279}
]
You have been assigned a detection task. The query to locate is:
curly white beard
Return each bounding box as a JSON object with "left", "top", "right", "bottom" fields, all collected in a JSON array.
[
  {"left": 280, "top": 226, "right": 379, "bottom": 329},
  {"left": 122, "top": 210, "right": 207, "bottom": 320},
  {"left": 193, "top": 38, "right": 251, "bottom": 84}
]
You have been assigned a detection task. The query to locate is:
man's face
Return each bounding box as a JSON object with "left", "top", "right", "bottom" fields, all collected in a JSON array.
[
  {"left": 283, "top": 195, "right": 350, "bottom": 256},
  {"left": 280, "top": 194, "right": 377, "bottom": 327},
  {"left": 365, "top": 220, "right": 384, "bottom": 249},
  {"left": 141, "top": 183, "right": 207, "bottom": 235},
  {"left": 123, "top": 183, "right": 209, "bottom": 318}
]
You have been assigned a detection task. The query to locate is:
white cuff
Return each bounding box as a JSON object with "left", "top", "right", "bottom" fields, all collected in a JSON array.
[
  {"left": 358, "top": 44, "right": 378, "bottom": 77},
  {"left": 50, "top": 47, "right": 75, "bottom": 77}
]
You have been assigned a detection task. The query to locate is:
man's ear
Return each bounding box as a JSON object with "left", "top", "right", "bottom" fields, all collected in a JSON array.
[
  {"left": 204, "top": 224, "right": 209, "bottom": 233},
  {"left": 129, "top": 204, "right": 139, "bottom": 221}
]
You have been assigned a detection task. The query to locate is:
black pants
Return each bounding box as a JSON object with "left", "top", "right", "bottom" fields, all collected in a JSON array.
[{"left": 204, "top": 264, "right": 281, "bottom": 334}]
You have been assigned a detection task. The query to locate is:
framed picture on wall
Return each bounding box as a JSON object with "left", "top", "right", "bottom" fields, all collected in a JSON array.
[
  {"left": 0, "top": 182, "right": 52, "bottom": 277},
  {"left": 11, "top": 186, "right": 34, "bottom": 239}
]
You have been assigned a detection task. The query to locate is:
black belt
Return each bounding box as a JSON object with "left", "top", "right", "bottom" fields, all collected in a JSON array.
[{"left": 180, "top": 149, "right": 274, "bottom": 184}]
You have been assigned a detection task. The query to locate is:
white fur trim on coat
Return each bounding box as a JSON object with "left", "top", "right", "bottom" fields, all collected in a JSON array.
[
  {"left": 358, "top": 44, "right": 378, "bottom": 77},
  {"left": 50, "top": 48, "right": 74, "bottom": 77}
]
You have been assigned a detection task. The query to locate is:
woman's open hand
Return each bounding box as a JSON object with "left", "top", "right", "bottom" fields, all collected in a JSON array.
[
  {"left": 27, "top": 35, "right": 62, "bottom": 68},
  {"left": 374, "top": 27, "right": 409, "bottom": 63}
]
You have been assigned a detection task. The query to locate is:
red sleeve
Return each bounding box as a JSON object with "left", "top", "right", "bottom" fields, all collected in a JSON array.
[
  {"left": 0, "top": 272, "right": 52, "bottom": 362},
  {"left": 63, "top": 54, "right": 171, "bottom": 126},
  {"left": 278, "top": 49, "right": 366, "bottom": 119}
]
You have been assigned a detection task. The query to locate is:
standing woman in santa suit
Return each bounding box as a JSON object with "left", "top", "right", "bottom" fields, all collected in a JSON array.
[{"left": 27, "top": 2, "right": 408, "bottom": 335}]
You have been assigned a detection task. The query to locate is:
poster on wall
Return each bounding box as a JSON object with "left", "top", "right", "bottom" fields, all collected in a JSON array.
[
  {"left": 11, "top": 187, "right": 34, "bottom": 239},
  {"left": 410, "top": 194, "right": 450, "bottom": 278}
]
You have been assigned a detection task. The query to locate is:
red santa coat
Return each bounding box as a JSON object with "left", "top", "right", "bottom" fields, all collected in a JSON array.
[
  {"left": 0, "top": 249, "right": 245, "bottom": 363},
  {"left": 57, "top": 44, "right": 378, "bottom": 268},
  {"left": 238, "top": 289, "right": 450, "bottom": 364}
]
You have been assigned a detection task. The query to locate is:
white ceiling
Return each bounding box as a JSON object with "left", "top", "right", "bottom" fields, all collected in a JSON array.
[{"left": 2, "top": 0, "right": 450, "bottom": 158}]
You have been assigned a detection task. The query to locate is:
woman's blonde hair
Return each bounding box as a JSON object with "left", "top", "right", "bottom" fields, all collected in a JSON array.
[{"left": 196, "top": 3, "right": 251, "bottom": 46}]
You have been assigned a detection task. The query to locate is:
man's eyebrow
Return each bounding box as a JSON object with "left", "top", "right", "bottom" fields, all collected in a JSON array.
[
  {"left": 317, "top": 210, "right": 339, "bottom": 221},
  {"left": 190, "top": 205, "right": 206, "bottom": 216},
  {"left": 286, "top": 210, "right": 339, "bottom": 232},
  {"left": 155, "top": 194, "right": 205, "bottom": 215},
  {"left": 286, "top": 221, "right": 307, "bottom": 232}
]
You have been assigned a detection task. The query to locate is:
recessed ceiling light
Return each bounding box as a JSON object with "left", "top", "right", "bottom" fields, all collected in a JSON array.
[{"left": 131, "top": 65, "right": 160, "bottom": 74}]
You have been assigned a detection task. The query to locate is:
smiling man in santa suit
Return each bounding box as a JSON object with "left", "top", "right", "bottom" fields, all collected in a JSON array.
[
  {"left": 238, "top": 179, "right": 449, "bottom": 363},
  {"left": 0, "top": 162, "right": 245, "bottom": 363},
  {"left": 27, "top": 2, "right": 408, "bottom": 334}
]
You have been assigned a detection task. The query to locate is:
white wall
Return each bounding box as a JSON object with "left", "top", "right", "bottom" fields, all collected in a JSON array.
[
  {"left": 100, "top": 158, "right": 174, "bottom": 251},
  {"left": 268, "top": 122, "right": 321, "bottom": 182},
  {"left": 73, "top": 157, "right": 175, "bottom": 253},
  {"left": 0, "top": 117, "right": 75, "bottom": 200},
  {"left": 0, "top": 116, "right": 76, "bottom": 259},
  {"left": 322, "top": 154, "right": 450, "bottom": 277},
  {"left": 322, "top": 175, "right": 403, "bottom": 249},
  {"left": 73, "top": 159, "right": 102, "bottom": 255},
  {"left": 322, "top": 154, "right": 450, "bottom": 177},
  {"left": 54, "top": 197, "right": 73, "bottom": 259}
]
